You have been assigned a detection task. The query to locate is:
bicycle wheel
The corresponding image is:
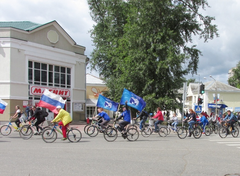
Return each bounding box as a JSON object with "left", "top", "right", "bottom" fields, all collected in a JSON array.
[
  {"left": 42, "top": 129, "right": 57, "bottom": 143},
  {"left": 86, "top": 125, "right": 99, "bottom": 137},
  {"left": 67, "top": 128, "right": 82, "bottom": 142},
  {"left": 127, "top": 124, "right": 138, "bottom": 131},
  {"left": 126, "top": 127, "right": 139, "bottom": 141},
  {"left": 158, "top": 127, "right": 168, "bottom": 137},
  {"left": 0, "top": 125, "right": 12, "bottom": 136},
  {"left": 232, "top": 128, "right": 239, "bottom": 138},
  {"left": 39, "top": 126, "right": 52, "bottom": 135},
  {"left": 141, "top": 127, "right": 152, "bottom": 137},
  {"left": 177, "top": 127, "right": 187, "bottom": 139},
  {"left": 214, "top": 125, "right": 219, "bottom": 134},
  {"left": 166, "top": 127, "right": 171, "bottom": 135},
  {"left": 19, "top": 125, "right": 33, "bottom": 139},
  {"left": 104, "top": 127, "right": 118, "bottom": 142},
  {"left": 219, "top": 127, "right": 227, "bottom": 138},
  {"left": 192, "top": 127, "right": 202, "bottom": 139},
  {"left": 204, "top": 126, "right": 211, "bottom": 136},
  {"left": 84, "top": 124, "right": 90, "bottom": 134}
]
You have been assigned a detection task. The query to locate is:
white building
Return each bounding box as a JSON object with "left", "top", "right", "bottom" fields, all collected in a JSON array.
[
  {"left": 186, "top": 81, "right": 240, "bottom": 116},
  {"left": 0, "top": 21, "right": 87, "bottom": 121}
]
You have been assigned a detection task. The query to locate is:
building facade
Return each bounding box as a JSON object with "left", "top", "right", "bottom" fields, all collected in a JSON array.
[
  {"left": 0, "top": 21, "right": 86, "bottom": 121},
  {"left": 86, "top": 74, "right": 113, "bottom": 119},
  {"left": 186, "top": 81, "right": 240, "bottom": 116}
]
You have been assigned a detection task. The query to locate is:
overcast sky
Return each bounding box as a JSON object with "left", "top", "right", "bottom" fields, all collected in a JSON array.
[{"left": 0, "top": 0, "right": 239, "bottom": 84}]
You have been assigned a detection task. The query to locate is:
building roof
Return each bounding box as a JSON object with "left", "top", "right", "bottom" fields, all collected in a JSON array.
[
  {"left": 0, "top": 21, "right": 54, "bottom": 31},
  {"left": 189, "top": 81, "right": 240, "bottom": 95},
  {"left": 86, "top": 74, "right": 105, "bottom": 85}
]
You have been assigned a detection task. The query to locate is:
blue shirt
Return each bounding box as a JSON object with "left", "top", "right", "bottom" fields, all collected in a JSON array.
[
  {"left": 223, "top": 113, "right": 237, "bottom": 121},
  {"left": 98, "top": 111, "right": 110, "bottom": 121},
  {"left": 121, "top": 110, "right": 131, "bottom": 123},
  {"left": 200, "top": 116, "right": 208, "bottom": 124}
]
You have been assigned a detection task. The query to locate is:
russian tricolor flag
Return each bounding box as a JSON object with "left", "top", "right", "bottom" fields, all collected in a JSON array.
[
  {"left": 0, "top": 98, "right": 8, "bottom": 114},
  {"left": 38, "top": 89, "right": 66, "bottom": 114}
]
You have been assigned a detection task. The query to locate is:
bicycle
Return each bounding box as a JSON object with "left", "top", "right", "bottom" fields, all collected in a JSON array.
[
  {"left": 0, "top": 117, "right": 24, "bottom": 136},
  {"left": 219, "top": 121, "right": 239, "bottom": 138},
  {"left": 177, "top": 121, "right": 202, "bottom": 139},
  {"left": 140, "top": 118, "right": 168, "bottom": 138},
  {"left": 103, "top": 119, "right": 139, "bottom": 142},
  {"left": 41, "top": 122, "right": 82, "bottom": 143},
  {"left": 166, "top": 120, "right": 179, "bottom": 135},
  {"left": 19, "top": 119, "right": 50, "bottom": 140},
  {"left": 86, "top": 118, "right": 106, "bottom": 137},
  {"left": 195, "top": 121, "right": 211, "bottom": 136}
]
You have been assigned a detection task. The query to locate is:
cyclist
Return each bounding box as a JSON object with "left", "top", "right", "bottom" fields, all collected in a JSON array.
[
  {"left": 93, "top": 107, "right": 110, "bottom": 131},
  {"left": 51, "top": 106, "right": 72, "bottom": 140},
  {"left": 171, "top": 112, "right": 178, "bottom": 132},
  {"left": 115, "top": 101, "right": 131, "bottom": 135},
  {"left": 29, "top": 106, "right": 46, "bottom": 135},
  {"left": 135, "top": 110, "right": 148, "bottom": 131},
  {"left": 198, "top": 112, "right": 209, "bottom": 134},
  {"left": 221, "top": 110, "right": 238, "bottom": 134},
  {"left": 151, "top": 107, "right": 164, "bottom": 133},
  {"left": 11, "top": 105, "right": 22, "bottom": 130},
  {"left": 188, "top": 109, "right": 197, "bottom": 137}
]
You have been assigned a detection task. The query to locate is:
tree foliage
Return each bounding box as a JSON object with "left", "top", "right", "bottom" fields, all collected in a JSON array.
[
  {"left": 88, "top": 0, "right": 218, "bottom": 112},
  {"left": 228, "top": 61, "right": 240, "bottom": 89}
]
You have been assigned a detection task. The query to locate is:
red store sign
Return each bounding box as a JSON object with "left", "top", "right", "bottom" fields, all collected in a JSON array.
[{"left": 30, "top": 86, "right": 70, "bottom": 97}]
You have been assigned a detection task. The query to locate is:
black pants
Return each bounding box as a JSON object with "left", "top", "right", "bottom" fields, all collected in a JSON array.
[
  {"left": 15, "top": 118, "right": 21, "bottom": 128},
  {"left": 229, "top": 120, "right": 236, "bottom": 131},
  {"left": 119, "top": 121, "right": 130, "bottom": 132},
  {"left": 99, "top": 119, "right": 110, "bottom": 129},
  {"left": 35, "top": 119, "right": 45, "bottom": 132}
]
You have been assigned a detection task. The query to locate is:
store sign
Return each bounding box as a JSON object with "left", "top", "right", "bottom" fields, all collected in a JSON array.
[{"left": 30, "top": 86, "right": 70, "bottom": 97}]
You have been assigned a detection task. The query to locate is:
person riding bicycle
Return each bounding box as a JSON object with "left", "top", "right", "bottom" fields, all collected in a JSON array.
[
  {"left": 29, "top": 106, "right": 46, "bottom": 135},
  {"left": 93, "top": 107, "right": 110, "bottom": 131},
  {"left": 151, "top": 107, "right": 164, "bottom": 133},
  {"left": 11, "top": 105, "right": 23, "bottom": 130},
  {"left": 134, "top": 110, "right": 148, "bottom": 131},
  {"left": 51, "top": 106, "right": 72, "bottom": 140},
  {"left": 115, "top": 101, "right": 131, "bottom": 135},
  {"left": 188, "top": 109, "right": 197, "bottom": 137},
  {"left": 170, "top": 112, "right": 178, "bottom": 132},
  {"left": 199, "top": 112, "right": 209, "bottom": 134},
  {"left": 221, "top": 110, "right": 238, "bottom": 134}
]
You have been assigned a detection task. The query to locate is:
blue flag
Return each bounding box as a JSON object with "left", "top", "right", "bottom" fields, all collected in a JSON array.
[
  {"left": 120, "top": 88, "right": 146, "bottom": 111},
  {"left": 97, "top": 94, "right": 119, "bottom": 112}
]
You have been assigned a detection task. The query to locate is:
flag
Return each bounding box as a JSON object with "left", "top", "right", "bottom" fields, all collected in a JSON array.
[
  {"left": 217, "top": 94, "right": 220, "bottom": 102},
  {"left": 120, "top": 88, "right": 146, "bottom": 111},
  {"left": 213, "top": 94, "right": 216, "bottom": 103},
  {"left": 0, "top": 99, "right": 8, "bottom": 114},
  {"left": 38, "top": 89, "right": 66, "bottom": 114},
  {"left": 97, "top": 94, "right": 119, "bottom": 112}
]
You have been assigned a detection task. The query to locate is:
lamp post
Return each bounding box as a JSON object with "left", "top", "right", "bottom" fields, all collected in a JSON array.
[{"left": 210, "top": 75, "right": 217, "bottom": 117}]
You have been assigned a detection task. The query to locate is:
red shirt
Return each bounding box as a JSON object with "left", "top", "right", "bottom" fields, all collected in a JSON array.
[{"left": 152, "top": 110, "right": 164, "bottom": 121}]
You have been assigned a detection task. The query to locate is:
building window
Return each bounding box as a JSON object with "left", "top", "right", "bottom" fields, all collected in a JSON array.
[
  {"left": 87, "top": 107, "right": 96, "bottom": 119},
  {"left": 28, "top": 61, "right": 71, "bottom": 88}
]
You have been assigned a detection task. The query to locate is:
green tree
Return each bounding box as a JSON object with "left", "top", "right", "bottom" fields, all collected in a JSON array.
[
  {"left": 88, "top": 0, "right": 218, "bottom": 112},
  {"left": 228, "top": 61, "right": 240, "bottom": 89}
]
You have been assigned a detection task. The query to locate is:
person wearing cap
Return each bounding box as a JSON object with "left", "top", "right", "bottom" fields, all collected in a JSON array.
[
  {"left": 221, "top": 110, "right": 238, "bottom": 134},
  {"left": 116, "top": 101, "right": 131, "bottom": 134},
  {"left": 51, "top": 106, "right": 72, "bottom": 140},
  {"left": 93, "top": 107, "right": 110, "bottom": 131}
]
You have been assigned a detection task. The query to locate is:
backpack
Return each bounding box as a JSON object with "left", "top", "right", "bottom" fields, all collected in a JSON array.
[{"left": 43, "top": 111, "right": 49, "bottom": 117}]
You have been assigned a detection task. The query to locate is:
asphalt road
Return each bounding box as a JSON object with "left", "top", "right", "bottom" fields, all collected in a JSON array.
[{"left": 0, "top": 126, "right": 240, "bottom": 176}]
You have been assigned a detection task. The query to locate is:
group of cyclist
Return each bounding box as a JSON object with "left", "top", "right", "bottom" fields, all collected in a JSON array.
[
  {"left": 10, "top": 104, "right": 72, "bottom": 140},
  {"left": 10, "top": 101, "right": 240, "bottom": 141}
]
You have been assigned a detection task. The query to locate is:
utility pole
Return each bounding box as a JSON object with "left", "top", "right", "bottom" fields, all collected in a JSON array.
[{"left": 182, "top": 82, "right": 187, "bottom": 126}]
